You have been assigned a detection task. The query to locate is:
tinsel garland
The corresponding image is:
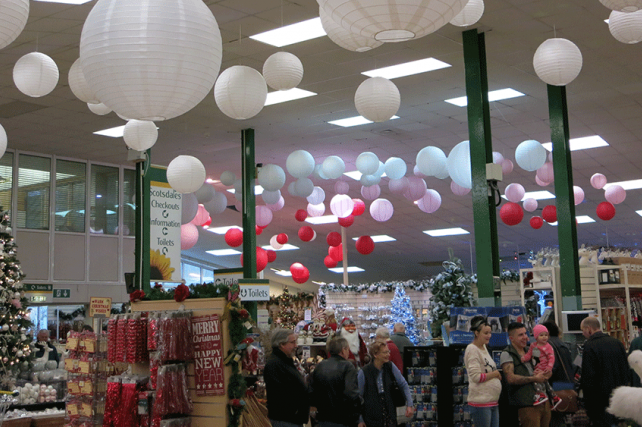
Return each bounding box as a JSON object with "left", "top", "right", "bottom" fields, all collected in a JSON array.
[
  {"left": 265, "top": 291, "right": 314, "bottom": 307},
  {"left": 54, "top": 306, "right": 86, "bottom": 321},
  {"left": 319, "top": 279, "right": 433, "bottom": 294}
]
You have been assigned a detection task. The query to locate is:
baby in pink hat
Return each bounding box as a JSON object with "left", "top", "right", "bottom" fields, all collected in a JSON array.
[{"left": 522, "top": 324, "right": 563, "bottom": 409}]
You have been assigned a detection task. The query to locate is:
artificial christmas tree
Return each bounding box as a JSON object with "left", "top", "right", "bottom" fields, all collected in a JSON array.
[
  {"left": 273, "top": 287, "right": 297, "bottom": 329},
  {"left": 389, "top": 285, "right": 422, "bottom": 344}
]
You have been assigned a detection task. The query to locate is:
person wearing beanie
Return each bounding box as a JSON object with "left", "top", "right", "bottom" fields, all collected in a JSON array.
[{"left": 521, "top": 324, "right": 562, "bottom": 409}]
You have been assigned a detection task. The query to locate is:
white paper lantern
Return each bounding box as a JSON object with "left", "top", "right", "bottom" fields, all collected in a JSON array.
[
  {"left": 262, "top": 190, "right": 281, "bottom": 205},
  {"left": 203, "top": 191, "right": 228, "bottom": 216},
  {"left": 450, "top": 181, "right": 471, "bottom": 196},
  {"left": 233, "top": 179, "right": 243, "bottom": 195},
  {"left": 123, "top": 120, "right": 158, "bottom": 151},
  {"left": 270, "top": 235, "right": 284, "bottom": 250},
  {"left": 307, "top": 202, "right": 326, "bottom": 217},
  {"left": 167, "top": 155, "right": 206, "bottom": 194},
  {"left": 388, "top": 177, "right": 409, "bottom": 194},
  {"left": 256, "top": 206, "right": 273, "bottom": 227},
  {"left": 68, "top": 58, "right": 99, "bottom": 104},
  {"left": 504, "top": 183, "right": 525, "bottom": 203},
  {"left": 354, "top": 77, "right": 400, "bottom": 122},
  {"left": 0, "top": 0, "right": 29, "bottom": 50},
  {"left": 405, "top": 177, "right": 427, "bottom": 201},
  {"left": 536, "top": 162, "right": 555, "bottom": 183},
  {"left": 416, "top": 146, "right": 448, "bottom": 177},
  {"left": 446, "top": 141, "right": 472, "bottom": 189},
  {"left": 384, "top": 157, "right": 406, "bottom": 180},
  {"left": 360, "top": 174, "right": 381, "bottom": 186},
  {"left": 13, "top": 52, "right": 59, "bottom": 98},
  {"left": 590, "top": 173, "right": 607, "bottom": 189},
  {"left": 258, "top": 164, "right": 286, "bottom": 191},
  {"left": 515, "top": 140, "right": 547, "bottom": 172},
  {"left": 502, "top": 159, "right": 514, "bottom": 175},
  {"left": 435, "top": 166, "right": 450, "bottom": 179},
  {"left": 370, "top": 198, "right": 394, "bottom": 222},
  {"left": 88, "top": 103, "right": 111, "bottom": 115},
  {"left": 322, "top": 156, "right": 345, "bottom": 179},
  {"left": 220, "top": 171, "right": 236, "bottom": 186},
  {"left": 288, "top": 181, "right": 298, "bottom": 197},
  {"left": 523, "top": 198, "right": 538, "bottom": 213},
  {"left": 608, "top": 10, "right": 642, "bottom": 44},
  {"left": 361, "top": 184, "right": 381, "bottom": 200},
  {"left": 605, "top": 184, "right": 627, "bottom": 204},
  {"left": 573, "top": 186, "right": 585, "bottom": 206},
  {"left": 194, "top": 183, "right": 215, "bottom": 204},
  {"left": 374, "top": 161, "right": 386, "bottom": 177},
  {"left": 266, "top": 196, "right": 285, "bottom": 211},
  {"left": 215, "top": 66, "right": 267, "bottom": 120},
  {"left": 356, "top": 152, "right": 380, "bottom": 175},
  {"left": 492, "top": 152, "right": 504, "bottom": 164},
  {"left": 295, "top": 178, "right": 314, "bottom": 198},
  {"left": 312, "top": 164, "right": 328, "bottom": 181},
  {"left": 182, "top": 193, "right": 199, "bottom": 224},
  {"left": 321, "top": 0, "right": 468, "bottom": 42},
  {"left": 335, "top": 180, "right": 350, "bottom": 195},
  {"left": 262, "top": 52, "right": 303, "bottom": 91},
  {"left": 307, "top": 187, "right": 326, "bottom": 205},
  {"left": 418, "top": 189, "right": 442, "bottom": 213},
  {"left": 533, "top": 38, "right": 583, "bottom": 86},
  {"left": 318, "top": 6, "right": 383, "bottom": 52},
  {"left": 0, "top": 124, "right": 7, "bottom": 159},
  {"left": 600, "top": 0, "right": 642, "bottom": 12},
  {"left": 330, "top": 194, "right": 355, "bottom": 218},
  {"left": 80, "top": 0, "right": 222, "bottom": 121},
  {"left": 287, "top": 150, "right": 315, "bottom": 178},
  {"left": 181, "top": 223, "right": 199, "bottom": 250},
  {"left": 450, "top": 0, "right": 484, "bottom": 27}
]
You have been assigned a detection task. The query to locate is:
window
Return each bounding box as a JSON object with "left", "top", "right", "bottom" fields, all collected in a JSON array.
[
  {"left": 90, "top": 165, "right": 119, "bottom": 235},
  {"left": 17, "top": 155, "right": 51, "bottom": 230},
  {"left": 55, "top": 160, "right": 86, "bottom": 232},
  {"left": 123, "top": 169, "right": 136, "bottom": 236},
  {"left": 202, "top": 268, "right": 214, "bottom": 284},
  {"left": 0, "top": 152, "right": 13, "bottom": 220},
  {"left": 182, "top": 263, "right": 201, "bottom": 285}
]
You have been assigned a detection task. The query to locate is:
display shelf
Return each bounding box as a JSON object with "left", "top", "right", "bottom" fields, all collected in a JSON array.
[{"left": 519, "top": 267, "right": 560, "bottom": 327}]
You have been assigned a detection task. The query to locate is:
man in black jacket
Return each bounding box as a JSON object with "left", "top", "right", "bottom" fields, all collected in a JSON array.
[
  {"left": 310, "top": 337, "right": 362, "bottom": 427},
  {"left": 580, "top": 316, "right": 630, "bottom": 427},
  {"left": 264, "top": 328, "right": 309, "bottom": 427}
]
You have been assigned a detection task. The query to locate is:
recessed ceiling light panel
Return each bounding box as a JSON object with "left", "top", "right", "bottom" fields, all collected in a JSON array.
[
  {"left": 329, "top": 115, "right": 399, "bottom": 127},
  {"left": 445, "top": 88, "right": 525, "bottom": 107},
  {"left": 423, "top": 227, "right": 470, "bottom": 237},
  {"left": 542, "top": 135, "right": 609, "bottom": 152},
  {"left": 329, "top": 266, "right": 365, "bottom": 273},
  {"left": 250, "top": 18, "right": 326, "bottom": 47},
  {"left": 362, "top": 57, "right": 451, "bottom": 79},
  {"left": 265, "top": 88, "right": 317, "bottom": 106}
]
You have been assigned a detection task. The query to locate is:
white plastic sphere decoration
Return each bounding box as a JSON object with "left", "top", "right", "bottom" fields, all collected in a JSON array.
[
  {"left": 286, "top": 150, "right": 315, "bottom": 178},
  {"left": 220, "top": 171, "right": 236, "bottom": 186},
  {"left": 418, "top": 189, "right": 441, "bottom": 213},
  {"left": 68, "top": 58, "right": 99, "bottom": 104},
  {"left": 295, "top": 178, "right": 314, "bottom": 198},
  {"left": 405, "top": 177, "right": 427, "bottom": 201},
  {"left": 0, "top": 124, "right": 7, "bottom": 159},
  {"left": 167, "top": 155, "right": 206, "bottom": 194},
  {"left": 307, "top": 187, "right": 326, "bottom": 205},
  {"left": 13, "top": 52, "right": 59, "bottom": 98},
  {"left": 203, "top": 191, "right": 228, "bottom": 216},
  {"left": 446, "top": 141, "right": 472, "bottom": 189},
  {"left": 356, "top": 152, "right": 380, "bottom": 175},
  {"left": 533, "top": 38, "right": 583, "bottom": 86},
  {"left": 573, "top": 186, "right": 585, "bottom": 206},
  {"left": 307, "top": 202, "right": 326, "bottom": 217},
  {"left": 523, "top": 198, "right": 538, "bottom": 213},
  {"left": 416, "top": 146, "right": 448, "bottom": 177},
  {"left": 591, "top": 173, "right": 608, "bottom": 190},
  {"left": 384, "top": 157, "right": 406, "bottom": 180},
  {"left": 388, "top": 177, "right": 409, "bottom": 194},
  {"left": 450, "top": 0, "right": 485, "bottom": 27},
  {"left": 608, "top": 10, "right": 642, "bottom": 43},
  {"left": 354, "top": 77, "right": 400, "bottom": 122},
  {"left": 361, "top": 184, "right": 381, "bottom": 200},
  {"left": 330, "top": 194, "right": 355, "bottom": 218},
  {"left": 194, "top": 183, "right": 215, "bottom": 204},
  {"left": 262, "top": 52, "right": 303, "bottom": 91},
  {"left": 318, "top": 6, "right": 383, "bottom": 52},
  {"left": 0, "top": 0, "right": 29, "bottom": 50},
  {"left": 256, "top": 206, "right": 273, "bottom": 227},
  {"left": 181, "top": 193, "right": 199, "bottom": 224},
  {"left": 262, "top": 190, "right": 281, "bottom": 205},
  {"left": 258, "top": 164, "right": 286, "bottom": 191},
  {"left": 600, "top": 0, "right": 642, "bottom": 12},
  {"left": 605, "top": 184, "right": 627, "bottom": 204},
  {"left": 181, "top": 223, "right": 199, "bottom": 250},
  {"left": 215, "top": 66, "right": 268, "bottom": 120},
  {"left": 504, "top": 183, "right": 525, "bottom": 203},
  {"left": 88, "top": 103, "right": 112, "bottom": 115},
  {"left": 123, "top": 120, "right": 158, "bottom": 151},
  {"left": 80, "top": 0, "right": 222, "bottom": 121},
  {"left": 335, "top": 181, "right": 350, "bottom": 195},
  {"left": 450, "top": 181, "right": 471, "bottom": 196},
  {"left": 360, "top": 174, "right": 381, "bottom": 187},
  {"left": 515, "top": 140, "right": 547, "bottom": 172},
  {"left": 322, "top": 156, "right": 345, "bottom": 179},
  {"left": 370, "top": 198, "right": 394, "bottom": 222}
]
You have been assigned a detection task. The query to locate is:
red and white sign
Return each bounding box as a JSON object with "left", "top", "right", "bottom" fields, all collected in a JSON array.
[{"left": 192, "top": 314, "right": 225, "bottom": 396}]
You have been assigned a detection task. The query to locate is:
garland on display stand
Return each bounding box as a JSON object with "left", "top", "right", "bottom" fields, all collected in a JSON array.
[
  {"left": 54, "top": 306, "right": 86, "bottom": 321},
  {"left": 265, "top": 291, "right": 315, "bottom": 307},
  {"left": 319, "top": 279, "right": 433, "bottom": 294}
]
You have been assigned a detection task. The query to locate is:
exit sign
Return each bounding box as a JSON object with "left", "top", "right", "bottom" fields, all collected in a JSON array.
[{"left": 53, "top": 289, "right": 71, "bottom": 299}]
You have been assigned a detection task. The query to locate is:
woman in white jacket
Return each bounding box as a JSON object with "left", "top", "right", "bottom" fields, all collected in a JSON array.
[{"left": 464, "top": 316, "right": 502, "bottom": 427}]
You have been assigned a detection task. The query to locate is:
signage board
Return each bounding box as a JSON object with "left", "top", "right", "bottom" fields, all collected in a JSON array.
[
  {"left": 149, "top": 179, "right": 182, "bottom": 282},
  {"left": 239, "top": 284, "right": 270, "bottom": 301},
  {"left": 53, "top": 289, "right": 71, "bottom": 299},
  {"left": 192, "top": 314, "right": 225, "bottom": 396},
  {"left": 89, "top": 297, "right": 112, "bottom": 318}
]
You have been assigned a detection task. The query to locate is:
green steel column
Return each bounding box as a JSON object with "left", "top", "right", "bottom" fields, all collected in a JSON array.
[
  {"left": 462, "top": 29, "right": 500, "bottom": 306},
  {"left": 134, "top": 160, "right": 144, "bottom": 291},
  {"left": 241, "top": 128, "right": 257, "bottom": 280},
  {"left": 547, "top": 85, "right": 582, "bottom": 310}
]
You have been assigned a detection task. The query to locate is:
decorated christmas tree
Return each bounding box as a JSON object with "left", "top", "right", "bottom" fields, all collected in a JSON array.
[
  {"left": 273, "top": 287, "right": 298, "bottom": 329},
  {"left": 389, "top": 285, "right": 422, "bottom": 344}
]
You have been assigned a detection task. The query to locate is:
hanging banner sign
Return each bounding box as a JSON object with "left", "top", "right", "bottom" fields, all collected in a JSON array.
[
  {"left": 89, "top": 297, "right": 112, "bottom": 318},
  {"left": 192, "top": 314, "right": 225, "bottom": 396},
  {"left": 149, "top": 179, "right": 182, "bottom": 282}
]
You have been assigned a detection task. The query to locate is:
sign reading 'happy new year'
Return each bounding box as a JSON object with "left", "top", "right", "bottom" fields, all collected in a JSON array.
[{"left": 191, "top": 314, "right": 225, "bottom": 396}]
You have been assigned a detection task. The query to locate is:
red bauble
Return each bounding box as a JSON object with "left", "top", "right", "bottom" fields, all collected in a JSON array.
[
  {"left": 596, "top": 201, "right": 616, "bottom": 221},
  {"left": 329, "top": 244, "right": 343, "bottom": 262},
  {"left": 224, "top": 228, "right": 243, "bottom": 247},
  {"left": 276, "top": 233, "right": 288, "bottom": 245},
  {"left": 266, "top": 249, "right": 277, "bottom": 263},
  {"left": 298, "top": 226, "right": 314, "bottom": 242},
  {"left": 295, "top": 209, "right": 308, "bottom": 222},
  {"left": 530, "top": 216, "right": 544, "bottom": 229},
  {"left": 202, "top": 217, "right": 212, "bottom": 227},
  {"left": 326, "top": 231, "right": 342, "bottom": 247},
  {"left": 240, "top": 247, "right": 268, "bottom": 272},
  {"left": 542, "top": 205, "right": 557, "bottom": 223},
  {"left": 499, "top": 202, "right": 524, "bottom": 226},
  {"left": 293, "top": 270, "right": 310, "bottom": 284},
  {"left": 255, "top": 225, "right": 263, "bottom": 235},
  {"left": 290, "top": 263, "right": 309, "bottom": 284},
  {"left": 352, "top": 199, "right": 366, "bottom": 216},
  {"left": 338, "top": 214, "right": 354, "bottom": 227},
  {"left": 324, "top": 256, "right": 338, "bottom": 268},
  {"left": 355, "top": 236, "right": 375, "bottom": 255}
]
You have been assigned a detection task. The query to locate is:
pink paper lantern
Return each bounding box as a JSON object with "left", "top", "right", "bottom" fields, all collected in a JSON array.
[
  {"left": 307, "top": 202, "right": 326, "bottom": 217},
  {"left": 504, "top": 183, "right": 525, "bottom": 203},
  {"left": 334, "top": 180, "right": 350, "bottom": 194},
  {"left": 418, "top": 189, "right": 441, "bottom": 213},
  {"left": 523, "top": 198, "right": 538, "bottom": 213},
  {"left": 266, "top": 196, "right": 285, "bottom": 211},
  {"left": 536, "top": 162, "right": 555, "bottom": 183},
  {"left": 256, "top": 205, "right": 273, "bottom": 227},
  {"left": 370, "top": 198, "right": 394, "bottom": 222},
  {"left": 190, "top": 204, "right": 210, "bottom": 226},
  {"left": 590, "top": 173, "right": 607, "bottom": 190},
  {"left": 181, "top": 223, "right": 199, "bottom": 250},
  {"left": 413, "top": 165, "right": 427, "bottom": 178},
  {"left": 388, "top": 177, "right": 409, "bottom": 194},
  {"left": 501, "top": 159, "right": 514, "bottom": 175},
  {"left": 535, "top": 175, "right": 550, "bottom": 187},
  {"left": 573, "top": 186, "right": 585, "bottom": 205},
  {"left": 451, "top": 181, "right": 470, "bottom": 196},
  {"left": 330, "top": 194, "right": 354, "bottom": 218},
  {"left": 605, "top": 184, "right": 626, "bottom": 204},
  {"left": 405, "top": 177, "right": 427, "bottom": 201},
  {"left": 361, "top": 184, "right": 381, "bottom": 201}
]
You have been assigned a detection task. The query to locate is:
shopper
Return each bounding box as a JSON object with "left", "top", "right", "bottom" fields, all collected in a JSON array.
[
  {"left": 542, "top": 321, "right": 575, "bottom": 427},
  {"left": 34, "top": 329, "right": 59, "bottom": 363},
  {"left": 264, "top": 328, "right": 310, "bottom": 427},
  {"left": 310, "top": 337, "right": 362, "bottom": 427},
  {"left": 629, "top": 333, "right": 642, "bottom": 387},
  {"left": 357, "top": 341, "right": 413, "bottom": 427},
  {"left": 390, "top": 323, "right": 413, "bottom": 355},
  {"left": 520, "top": 324, "right": 562, "bottom": 408},
  {"left": 580, "top": 316, "right": 630, "bottom": 427},
  {"left": 464, "top": 316, "right": 502, "bottom": 427},
  {"left": 500, "top": 322, "right": 551, "bottom": 427},
  {"left": 374, "top": 327, "right": 403, "bottom": 372}
]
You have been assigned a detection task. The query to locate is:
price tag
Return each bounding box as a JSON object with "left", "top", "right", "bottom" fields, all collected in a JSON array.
[
  {"left": 66, "top": 337, "right": 79, "bottom": 351},
  {"left": 81, "top": 403, "right": 92, "bottom": 417},
  {"left": 68, "top": 404, "right": 78, "bottom": 417},
  {"left": 68, "top": 382, "right": 80, "bottom": 395},
  {"left": 64, "top": 358, "right": 76, "bottom": 372},
  {"left": 78, "top": 361, "right": 91, "bottom": 374},
  {"left": 84, "top": 339, "right": 96, "bottom": 353},
  {"left": 80, "top": 381, "right": 92, "bottom": 395}
]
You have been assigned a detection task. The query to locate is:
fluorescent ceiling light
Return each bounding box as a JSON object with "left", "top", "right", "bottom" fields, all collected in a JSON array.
[
  {"left": 352, "top": 235, "right": 396, "bottom": 243},
  {"left": 34, "top": 0, "right": 92, "bottom": 3},
  {"left": 637, "top": 210, "right": 642, "bottom": 217},
  {"left": 305, "top": 215, "right": 338, "bottom": 225},
  {"left": 312, "top": 281, "right": 326, "bottom": 285},
  {"left": 271, "top": 268, "right": 292, "bottom": 277},
  {"left": 423, "top": 227, "right": 470, "bottom": 237},
  {"left": 226, "top": 185, "right": 264, "bottom": 195},
  {"left": 542, "top": 135, "right": 609, "bottom": 152},
  {"left": 445, "top": 88, "right": 525, "bottom": 107},
  {"left": 250, "top": 18, "right": 326, "bottom": 47},
  {"left": 206, "top": 249, "right": 242, "bottom": 256},
  {"left": 328, "top": 115, "right": 399, "bottom": 128},
  {"left": 605, "top": 179, "right": 642, "bottom": 190},
  {"left": 344, "top": 171, "right": 362, "bottom": 180},
  {"left": 501, "top": 190, "right": 556, "bottom": 201},
  {"left": 206, "top": 226, "right": 242, "bottom": 235},
  {"left": 261, "top": 244, "right": 299, "bottom": 251},
  {"left": 94, "top": 125, "right": 126, "bottom": 138},
  {"left": 265, "top": 88, "right": 317, "bottom": 106},
  {"left": 329, "top": 266, "right": 365, "bottom": 273},
  {"left": 548, "top": 216, "right": 595, "bottom": 226},
  {"left": 361, "top": 57, "right": 451, "bottom": 79}
]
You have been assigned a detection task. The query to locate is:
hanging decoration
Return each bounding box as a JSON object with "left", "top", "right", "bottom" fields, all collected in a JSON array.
[
  {"left": 190, "top": 205, "right": 209, "bottom": 226},
  {"left": 533, "top": 38, "right": 583, "bottom": 86},
  {"left": 295, "top": 209, "right": 308, "bottom": 222},
  {"left": 389, "top": 177, "right": 409, "bottom": 194},
  {"left": 307, "top": 202, "right": 325, "bottom": 217},
  {"left": 68, "top": 58, "right": 99, "bottom": 104},
  {"left": 13, "top": 52, "right": 59, "bottom": 98},
  {"left": 203, "top": 191, "right": 228, "bottom": 216},
  {"left": 573, "top": 186, "right": 585, "bottom": 205},
  {"left": 523, "top": 198, "right": 538, "bottom": 213},
  {"left": 530, "top": 216, "right": 544, "bottom": 229},
  {"left": 327, "top": 232, "right": 342, "bottom": 247},
  {"left": 499, "top": 202, "right": 524, "bottom": 226},
  {"left": 599, "top": 0, "right": 642, "bottom": 12},
  {"left": 167, "top": 155, "right": 206, "bottom": 194},
  {"left": 123, "top": 119, "right": 158, "bottom": 151},
  {"left": 355, "top": 236, "right": 375, "bottom": 255},
  {"left": 0, "top": 0, "right": 29, "bottom": 50},
  {"left": 449, "top": 0, "right": 485, "bottom": 26},
  {"left": 369, "top": 198, "right": 394, "bottom": 222},
  {"left": 294, "top": 176, "right": 314, "bottom": 198},
  {"left": 240, "top": 247, "right": 268, "bottom": 273},
  {"left": 262, "top": 52, "right": 303, "bottom": 91},
  {"left": 0, "top": 125, "right": 6, "bottom": 159},
  {"left": 276, "top": 233, "right": 288, "bottom": 245},
  {"left": 321, "top": 156, "right": 346, "bottom": 179},
  {"left": 214, "top": 66, "right": 267, "bottom": 120},
  {"left": 266, "top": 250, "right": 277, "bottom": 263},
  {"left": 262, "top": 190, "right": 281, "bottom": 205},
  {"left": 504, "top": 183, "right": 525, "bottom": 203},
  {"left": 181, "top": 194, "right": 198, "bottom": 224},
  {"left": 334, "top": 180, "right": 350, "bottom": 195},
  {"left": 446, "top": 141, "right": 472, "bottom": 189},
  {"left": 290, "top": 263, "right": 310, "bottom": 284},
  {"left": 352, "top": 199, "right": 365, "bottom": 216},
  {"left": 225, "top": 228, "right": 243, "bottom": 247},
  {"left": 270, "top": 235, "right": 283, "bottom": 250},
  {"left": 542, "top": 205, "right": 557, "bottom": 223},
  {"left": 180, "top": 223, "right": 199, "bottom": 250},
  {"left": 605, "top": 184, "right": 626, "bottom": 204},
  {"left": 354, "top": 77, "right": 400, "bottom": 122},
  {"left": 286, "top": 150, "right": 315, "bottom": 178},
  {"left": 329, "top": 244, "right": 343, "bottom": 262},
  {"left": 258, "top": 164, "right": 286, "bottom": 192},
  {"left": 330, "top": 194, "right": 354, "bottom": 218},
  {"left": 318, "top": 6, "right": 382, "bottom": 52},
  {"left": 405, "top": 176, "right": 428, "bottom": 201},
  {"left": 596, "top": 201, "right": 616, "bottom": 221},
  {"left": 450, "top": 181, "right": 471, "bottom": 196},
  {"left": 360, "top": 184, "right": 381, "bottom": 200},
  {"left": 590, "top": 173, "right": 608, "bottom": 189},
  {"left": 338, "top": 215, "right": 355, "bottom": 227},
  {"left": 515, "top": 140, "right": 547, "bottom": 172},
  {"left": 267, "top": 197, "right": 285, "bottom": 213},
  {"left": 324, "top": 256, "right": 338, "bottom": 268},
  {"left": 220, "top": 171, "right": 236, "bottom": 186},
  {"left": 356, "top": 152, "right": 380, "bottom": 175},
  {"left": 384, "top": 157, "right": 407, "bottom": 180},
  {"left": 88, "top": 103, "right": 112, "bottom": 115},
  {"left": 608, "top": 10, "right": 642, "bottom": 44},
  {"left": 298, "top": 226, "right": 315, "bottom": 242},
  {"left": 418, "top": 189, "right": 441, "bottom": 213},
  {"left": 194, "top": 184, "right": 215, "bottom": 204},
  {"left": 502, "top": 159, "right": 514, "bottom": 175},
  {"left": 536, "top": 162, "right": 555, "bottom": 183},
  {"left": 307, "top": 187, "right": 326, "bottom": 205}
]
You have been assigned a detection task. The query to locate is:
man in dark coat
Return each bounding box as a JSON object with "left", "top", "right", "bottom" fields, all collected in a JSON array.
[
  {"left": 580, "top": 316, "right": 630, "bottom": 427},
  {"left": 34, "top": 329, "right": 59, "bottom": 363}
]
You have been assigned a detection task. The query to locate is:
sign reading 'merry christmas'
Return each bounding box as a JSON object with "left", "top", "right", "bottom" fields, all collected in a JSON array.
[
  {"left": 149, "top": 181, "right": 182, "bottom": 282},
  {"left": 192, "top": 314, "right": 225, "bottom": 396}
]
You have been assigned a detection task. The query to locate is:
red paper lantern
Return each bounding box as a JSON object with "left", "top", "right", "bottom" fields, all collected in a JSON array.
[
  {"left": 290, "top": 263, "right": 309, "bottom": 284},
  {"left": 240, "top": 246, "right": 268, "bottom": 272},
  {"left": 530, "top": 216, "right": 544, "bottom": 229},
  {"left": 499, "top": 202, "right": 524, "bottom": 226},
  {"left": 276, "top": 233, "right": 288, "bottom": 245},
  {"left": 596, "top": 201, "right": 616, "bottom": 221},
  {"left": 355, "top": 236, "right": 375, "bottom": 255},
  {"left": 329, "top": 244, "right": 343, "bottom": 262},
  {"left": 224, "top": 228, "right": 243, "bottom": 247},
  {"left": 326, "top": 231, "right": 342, "bottom": 247},
  {"left": 255, "top": 225, "right": 263, "bottom": 235},
  {"left": 202, "top": 217, "right": 212, "bottom": 227},
  {"left": 324, "top": 256, "right": 338, "bottom": 268},
  {"left": 352, "top": 198, "right": 366, "bottom": 216},
  {"left": 298, "top": 226, "right": 314, "bottom": 242},
  {"left": 542, "top": 205, "right": 557, "bottom": 223},
  {"left": 266, "top": 249, "right": 277, "bottom": 263},
  {"left": 338, "top": 214, "right": 354, "bottom": 227},
  {"left": 293, "top": 269, "right": 309, "bottom": 284},
  {"left": 295, "top": 209, "right": 308, "bottom": 222}
]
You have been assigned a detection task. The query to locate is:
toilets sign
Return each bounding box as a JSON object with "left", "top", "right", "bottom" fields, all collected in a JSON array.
[
  {"left": 149, "top": 179, "right": 182, "bottom": 282},
  {"left": 239, "top": 284, "right": 270, "bottom": 301}
]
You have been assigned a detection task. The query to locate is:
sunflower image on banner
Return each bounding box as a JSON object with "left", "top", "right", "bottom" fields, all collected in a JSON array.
[
  {"left": 149, "top": 179, "right": 182, "bottom": 282},
  {"left": 150, "top": 249, "right": 175, "bottom": 280}
]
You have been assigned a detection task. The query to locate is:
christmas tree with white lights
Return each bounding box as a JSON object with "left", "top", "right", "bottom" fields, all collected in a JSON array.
[{"left": 389, "top": 285, "right": 422, "bottom": 344}]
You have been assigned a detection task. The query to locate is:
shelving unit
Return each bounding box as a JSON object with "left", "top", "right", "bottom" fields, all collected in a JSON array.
[{"left": 519, "top": 267, "right": 561, "bottom": 326}]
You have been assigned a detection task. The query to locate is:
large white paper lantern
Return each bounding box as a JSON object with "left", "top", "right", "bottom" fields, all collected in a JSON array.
[
  {"left": 335, "top": 180, "right": 350, "bottom": 195},
  {"left": 361, "top": 184, "right": 381, "bottom": 200},
  {"left": 0, "top": 0, "right": 29, "bottom": 50},
  {"left": 318, "top": 6, "right": 383, "bottom": 52},
  {"left": 256, "top": 206, "right": 273, "bottom": 227},
  {"left": 123, "top": 120, "right": 158, "bottom": 151},
  {"left": 295, "top": 178, "right": 314, "bottom": 198},
  {"left": 307, "top": 187, "right": 326, "bottom": 205},
  {"left": 167, "top": 155, "right": 206, "bottom": 194},
  {"left": 384, "top": 157, "right": 406, "bottom": 180},
  {"left": 418, "top": 189, "right": 442, "bottom": 213},
  {"left": 68, "top": 58, "right": 99, "bottom": 104},
  {"left": 446, "top": 141, "right": 472, "bottom": 189},
  {"left": 204, "top": 191, "right": 228, "bottom": 216},
  {"left": 287, "top": 150, "right": 315, "bottom": 178},
  {"left": 262, "top": 52, "right": 303, "bottom": 91},
  {"left": 182, "top": 193, "right": 198, "bottom": 224},
  {"left": 356, "top": 152, "right": 379, "bottom": 175},
  {"left": 0, "top": 124, "right": 7, "bottom": 159},
  {"left": 416, "top": 146, "right": 448, "bottom": 177},
  {"left": 215, "top": 66, "right": 267, "bottom": 120},
  {"left": 258, "top": 164, "right": 286, "bottom": 191},
  {"left": 450, "top": 0, "right": 484, "bottom": 26},
  {"left": 262, "top": 190, "right": 281, "bottom": 205},
  {"left": 220, "top": 171, "right": 236, "bottom": 186},
  {"left": 13, "top": 52, "right": 59, "bottom": 97},
  {"left": 608, "top": 10, "right": 642, "bottom": 43},
  {"left": 307, "top": 202, "right": 326, "bottom": 217},
  {"left": 370, "top": 198, "right": 394, "bottom": 222},
  {"left": 321, "top": 0, "right": 468, "bottom": 42},
  {"left": 330, "top": 194, "right": 355, "bottom": 218},
  {"left": 600, "top": 0, "right": 642, "bottom": 12},
  {"left": 515, "top": 140, "right": 547, "bottom": 172},
  {"left": 322, "top": 156, "right": 345, "bottom": 179},
  {"left": 88, "top": 103, "right": 111, "bottom": 115},
  {"left": 355, "top": 77, "right": 400, "bottom": 122},
  {"left": 533, "top": 38, "right": 583, "bottom": 86},
  {"left": 80, "top": 0, "right": 222, "bottom": 121}
]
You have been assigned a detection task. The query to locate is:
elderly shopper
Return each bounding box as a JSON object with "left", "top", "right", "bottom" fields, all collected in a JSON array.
[{"left": 374, "top": 327, "right": 403, "bottom": 372}]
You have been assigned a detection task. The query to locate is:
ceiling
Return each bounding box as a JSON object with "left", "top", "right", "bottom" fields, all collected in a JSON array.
[{"left": 2, "top": 0, "right": 642, "bottom": 292}]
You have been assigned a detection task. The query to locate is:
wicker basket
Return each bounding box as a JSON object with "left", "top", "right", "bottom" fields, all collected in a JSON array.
[
  {"left": 29, "top": 415, "right": 65, "bottom": 427},
  {"left": 2, "top": 417, "right": 32, "bottom": 427}
]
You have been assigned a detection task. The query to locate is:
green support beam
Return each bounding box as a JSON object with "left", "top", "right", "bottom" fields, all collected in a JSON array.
[
  {"left": 548, "top": 85, "right": 582, "bottom": 310},
  {"left": 134, "top": 160, "right": 144, "bottom": 292},
  {"left": 241, "top": 128, "right": 257, "bottom": 280},
  {"left": 462, "top": 29, "right": 501, "bottom": 306}
]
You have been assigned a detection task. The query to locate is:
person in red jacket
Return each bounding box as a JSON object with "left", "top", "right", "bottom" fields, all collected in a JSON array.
[{"left": 375, "top": 327, "right": 403, "bottom": 372}]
